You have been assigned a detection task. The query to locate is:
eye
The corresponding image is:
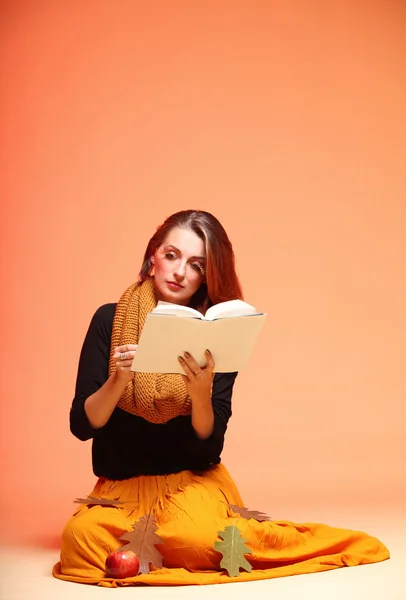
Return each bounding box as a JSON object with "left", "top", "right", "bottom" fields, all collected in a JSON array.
[
  {"left": 165, "top": 252, "right": 177, "bottom": 260},
  {"left": 190, "top": 262, "right": 206, "bottom": 275}
]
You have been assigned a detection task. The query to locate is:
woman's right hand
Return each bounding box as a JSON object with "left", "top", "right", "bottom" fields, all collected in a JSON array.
[{"left": 113, "top": 344, "right": 138, "bottom": 382}]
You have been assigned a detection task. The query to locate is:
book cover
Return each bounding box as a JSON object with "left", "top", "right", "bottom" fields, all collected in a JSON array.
[{"left": 131, "top": 301, "right": 266, "bottom": 374}]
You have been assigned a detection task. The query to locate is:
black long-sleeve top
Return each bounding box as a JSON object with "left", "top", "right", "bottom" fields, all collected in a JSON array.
[{"left": 69, "top": 304, "right": 238, "bottom": 480}]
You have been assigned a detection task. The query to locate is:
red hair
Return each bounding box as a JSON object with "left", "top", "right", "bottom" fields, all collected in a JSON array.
[{"left": 139, "top": 210, "right": 243, "bottom": 312}]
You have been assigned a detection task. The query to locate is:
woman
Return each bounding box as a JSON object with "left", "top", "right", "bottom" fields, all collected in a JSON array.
[{"left": 53, "top": 210, "right": 389, "bottom": 586}]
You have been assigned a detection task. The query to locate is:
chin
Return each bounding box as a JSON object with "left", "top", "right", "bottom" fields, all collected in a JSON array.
[
  {"left": 154, "top": 281, "right": 191, "bottom": 305},
  {"left": 165, "top": 292, "right": 189, "bottom": 305}
]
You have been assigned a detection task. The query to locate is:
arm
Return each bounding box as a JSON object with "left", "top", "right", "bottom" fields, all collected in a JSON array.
[
  {"left": 187, "top": 371, "right": 237, "bottom": 466},
  {"left": 190, "top": 392, "right": 214, "bottom": 439},
  {"left": 178, "top": 349, "right": 215, "bottom": 439},
  {"left": 70, "top": 304, "right": 119, "bottom": 440},
  {"left": 84, "top": 370, "right": 131, "bottom": 430}
]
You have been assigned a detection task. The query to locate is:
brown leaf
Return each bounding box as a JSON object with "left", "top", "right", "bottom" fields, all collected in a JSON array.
[
  {"left": 228, "top": 504, "right": 271, "bottom": 522},
  {"left": 118, "top": 514, "right": 163, "bottom": 574},
  {"left": 73, "top": 496, "right": 124, "bottom": 507},
  {"left": 214, "top": 525, "right": 253, "bottom": 577}
]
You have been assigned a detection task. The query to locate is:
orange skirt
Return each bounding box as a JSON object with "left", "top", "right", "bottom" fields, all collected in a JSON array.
[{"left": 52, "top": 464, "right": 389, "bottom": 587}]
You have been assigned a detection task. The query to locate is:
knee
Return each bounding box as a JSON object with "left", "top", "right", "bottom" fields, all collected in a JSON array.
[
  {"left": 158, "top": 501, "right": 220, "bottom": 548},
  {"left": 59, "top": 507, "right": 117, "bottom": 578},
  {"left": 61, "top": 506, "right": 127, "bottom": 552},
  {"left": 164, "top": 527, "right": 217, "bottom": 553},
  {"left": 62, "top": 508, "right": 95, "bottom": 548},
  {"left": 158, "top": 526, "right": 220, "bottom": 570},
  {"left": 157, "top": 511, "right": 223, "bottom": 570}
]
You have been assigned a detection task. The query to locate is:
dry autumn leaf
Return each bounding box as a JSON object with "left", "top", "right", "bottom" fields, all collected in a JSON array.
[
  {"left": 118, "top": 514, "right": 164, "bottom": 574},
  {"left": 73, "top": 496, "right": 124, "bottom": 507},
  {"left": 214, "top": 525, "right": 253, "bottom": 577},
  {"left": 228, "top": 504, "right": 271, "bottom": 522}
]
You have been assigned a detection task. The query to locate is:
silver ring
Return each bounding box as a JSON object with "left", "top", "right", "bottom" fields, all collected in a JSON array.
[{"left": 120, "top": 352, "right": 127, "bottom": 360}]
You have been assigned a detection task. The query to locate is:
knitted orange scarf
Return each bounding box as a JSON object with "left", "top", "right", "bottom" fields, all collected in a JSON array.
[{"left": 108, "top": 277, "right": 191, "bottom": 423}]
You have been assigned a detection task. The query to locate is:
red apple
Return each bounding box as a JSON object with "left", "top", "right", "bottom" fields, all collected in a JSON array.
[{"left": 105, "top": 549, "right": 140, "bottom": 578}]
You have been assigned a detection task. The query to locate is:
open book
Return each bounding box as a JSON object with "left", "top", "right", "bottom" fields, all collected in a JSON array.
[{"left": 131, "top": 299, "right": 266, "bottom": 374}]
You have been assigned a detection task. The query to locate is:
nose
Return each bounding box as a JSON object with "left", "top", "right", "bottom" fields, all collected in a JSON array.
[{"left": 174, "top": 260, "right": 187, "bottom": 280}]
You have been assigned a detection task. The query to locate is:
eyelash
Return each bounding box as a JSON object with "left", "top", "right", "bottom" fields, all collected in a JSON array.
[{"left": 164, "top": 253, "right": 206, "bottom": 274}]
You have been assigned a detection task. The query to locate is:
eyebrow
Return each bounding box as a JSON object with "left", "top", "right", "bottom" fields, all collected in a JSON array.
[{"left": 164, "top": 244, "right": 206, "bottom": 261}]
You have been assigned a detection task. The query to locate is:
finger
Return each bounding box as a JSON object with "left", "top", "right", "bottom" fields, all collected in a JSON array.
[
  {"left": 182, "top": 352, "right": 202, "bottom": 374},
  {"left": 114, "top": 352, "right": 130, "bottom": 360},
  {"left": 204, "top": 349, "right": 215, "bottom": 371},
  {"left": 178, "top": 355, "right": 195, "bottom": 376},
  {"left": 113, "top": 350, "right": 136, "bottom": 362},
  {"left": 115, "top": 344, "right": 138, "bottom": 353}
]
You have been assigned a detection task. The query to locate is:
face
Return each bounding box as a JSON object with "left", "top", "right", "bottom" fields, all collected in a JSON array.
[{"left": 152, "top": 227, "right": 206, "bottom": 305}]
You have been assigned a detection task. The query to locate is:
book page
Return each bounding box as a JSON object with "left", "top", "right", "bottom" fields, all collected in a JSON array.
[
  {"left": 205, "top": 299, "right": 258, "bottom": 321},
  {"left": 152, "top": 302, "right": 203, "bottom": 319}
]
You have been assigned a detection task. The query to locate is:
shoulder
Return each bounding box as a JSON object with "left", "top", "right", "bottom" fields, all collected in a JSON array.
[
  {"left": 87, "top": 303, "right": 117, "bottom": 338},
  {"left": 92, "top": 303, "right": 117, "bottom": 322}
]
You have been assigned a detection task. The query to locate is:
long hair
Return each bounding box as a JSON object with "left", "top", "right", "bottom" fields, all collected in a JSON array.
[{"left": 139, "top": 210, "right": 243, "bottom": 312}]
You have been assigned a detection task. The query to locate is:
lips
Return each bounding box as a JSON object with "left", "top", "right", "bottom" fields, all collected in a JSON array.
[{"left": 167, "top": 281, "right": 184, "bottom": 289}]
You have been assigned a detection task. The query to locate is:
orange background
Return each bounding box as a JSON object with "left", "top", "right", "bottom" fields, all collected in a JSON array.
[{"left": 1, "top": 0, "right": 405, "bottom": 547}]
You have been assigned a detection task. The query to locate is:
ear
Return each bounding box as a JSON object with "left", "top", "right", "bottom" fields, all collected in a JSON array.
[{"left": 149, "top": 255, "right": 155, "bottom": 276}]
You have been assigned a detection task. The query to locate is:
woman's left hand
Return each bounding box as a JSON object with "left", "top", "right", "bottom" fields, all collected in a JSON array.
[{"left": 178, "top": 350, "right": 215, "bottom": 400}]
